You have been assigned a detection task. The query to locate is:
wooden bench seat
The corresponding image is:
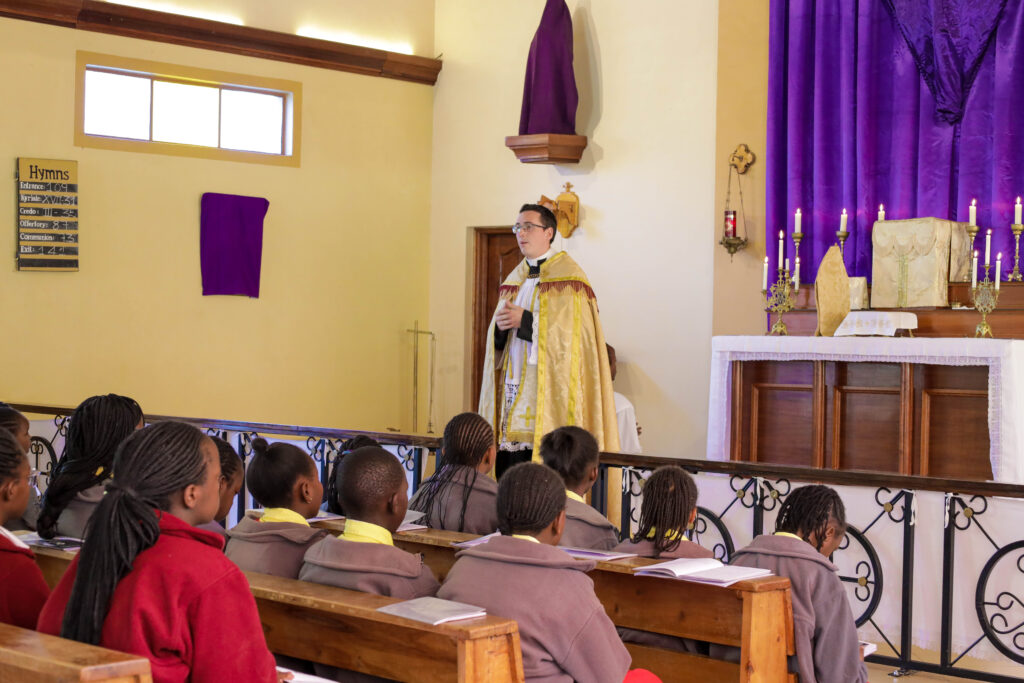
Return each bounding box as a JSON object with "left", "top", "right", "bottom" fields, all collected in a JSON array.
[{"left": 0, "top": 622, "right": 152, "bottom": 682}]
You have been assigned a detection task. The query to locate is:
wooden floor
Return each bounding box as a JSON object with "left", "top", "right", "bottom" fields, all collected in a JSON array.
[{"left": 867, "top": 663, "right": 975, "bottom": 681}]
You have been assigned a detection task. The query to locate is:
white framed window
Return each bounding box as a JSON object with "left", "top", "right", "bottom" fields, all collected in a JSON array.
[{"left": 76, "top": 52, "right": 301, "bottom": 166}]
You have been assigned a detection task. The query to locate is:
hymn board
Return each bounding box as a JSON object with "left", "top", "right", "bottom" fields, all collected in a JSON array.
[{"left": 16, "top": 158, "right": 79, "bottom": 271}]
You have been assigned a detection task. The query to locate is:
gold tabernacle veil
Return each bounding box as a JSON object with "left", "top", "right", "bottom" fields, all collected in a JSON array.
[{"left": 478, "top": 251, "right": 620, "bottom": 455}]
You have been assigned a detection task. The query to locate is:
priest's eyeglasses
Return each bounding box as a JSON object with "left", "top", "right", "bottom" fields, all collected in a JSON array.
[{"left": 512, "top": 221, "right": 546, "bottom": 234}]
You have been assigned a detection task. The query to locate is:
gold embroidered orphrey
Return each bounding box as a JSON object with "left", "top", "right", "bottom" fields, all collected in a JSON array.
[{"left": 478, "top": 251, "right": 620, "bottom": 456}]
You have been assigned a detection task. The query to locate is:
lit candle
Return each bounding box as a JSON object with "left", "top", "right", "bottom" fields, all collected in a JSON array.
[
  {"left": 986, "top": 229, "right": 992, "bottom": 266},
  {"left": 1016, "top": 197, "right": 1022, "bottom": 225},
  {"left": 840, "top": 208, "right": 848, "bottom": 233},
  {"left": 794, "top": 208, "right": 802, "bottom": 234},
  {"left": 878, "top": 204, "right": 885, "bottom": 222},
  {"left": 778, "top": 230, "right": 784, "bottom": 268},
  {"left": 762, "top": 256, "right": 769, "bottom": 291},
  {"left": 997, "top": 253, "right": 1003, "bottom": 290},
  {"left": 972, "top": 251, "right": 978, "bottom": 289},
  {"left": 794, "top": 257, "right": 801, "bottom": 292},
  {"left": 970, "top": 199, "right": 977, "bottom": 227}
]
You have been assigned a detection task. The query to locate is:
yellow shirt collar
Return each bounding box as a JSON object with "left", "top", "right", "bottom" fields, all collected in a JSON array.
[
  {"left": 342, "top": 519, "right": 394, "bottom": 546},
  {"left": 511, "top": 534, "right": 540, "bottom": 543},
  {"left": 774, "top": 531, "right": 804, "bottom": 541},
  {"left": 260, "top": 508, "right": 310, "bottom": 526},
  {"left": 565, "top": 490, "right": 586, "bottom": 504}
]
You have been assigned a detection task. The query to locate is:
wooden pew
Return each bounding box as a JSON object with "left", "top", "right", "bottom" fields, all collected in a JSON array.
[
  {"left": 29, "top": 548, "right": 524, "bottom": 682},
  {"left": 0, "top": 622, "right": 152, "bottom": 682},
  {"left": 315, "top": 521, "right": 797, "bottom": 683}
]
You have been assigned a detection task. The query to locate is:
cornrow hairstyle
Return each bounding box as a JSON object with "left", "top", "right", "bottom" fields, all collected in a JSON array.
[
  {"left": 409, "top": 413, "right": 494, "bottom": 532},
  {"left": 0, "top": 403, "right": 28, "bottom": 437},
  {"left": 337, "top": 446, "right": 405, "bottom": 519},
  {"left": 633, "top": 466, "right": 699, "bottom": 555},
  {"left": 325, "top": 435, "right": 380, "bottom": 515},
  {"left": 496, "top": 462, "right": 566, "bottom": 536},
  {"left": 37, "top": 394, "right": 143, "bottom": 539},
  {"left": 246, "top": 438, "right": 317, "bottom": 509},
  {"left": 210, "top": 437, "right": 242, "bottom": 481},
  {"left": 0, "top": 428, "right": 27, "bottom": 483},
  {"left": 775, "top": 484, "right": 847, "bottom": 551},
  {"left": 539, "top": 426, "right": 599, "bottom": 490},
  {"left": 60, "top": 421, "right": 209, "bottom": 645}
]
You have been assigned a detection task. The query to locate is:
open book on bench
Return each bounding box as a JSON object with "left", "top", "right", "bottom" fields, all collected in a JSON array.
[{"left": 633, "top": 557, "right": 771, "bottom": 586}]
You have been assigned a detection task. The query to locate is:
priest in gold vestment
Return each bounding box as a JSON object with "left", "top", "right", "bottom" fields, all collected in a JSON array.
[{"left": 479, "top": 204, "right": 619, "bottom": 477}]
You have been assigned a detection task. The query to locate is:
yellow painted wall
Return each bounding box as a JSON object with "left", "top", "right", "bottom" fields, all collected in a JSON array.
[
  {"left": 712, "top": 0, "right": 771, "bottom": 336},
  {"left": 0, "top": 17, "right": 435, "bottom": 432},
  {"left": 429, "top": 0, "right": 720, "bottom": 457}
]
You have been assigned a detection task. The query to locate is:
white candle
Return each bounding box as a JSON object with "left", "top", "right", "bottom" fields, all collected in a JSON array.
[
  {"left": 1016, "top": 197, "right": 1022, "bottom": 225},
  {"left": 878, "top": 204, "right": 885, "bottom": 222},
  {"left": 986, "top": 229, "right": 992, "bottom": 266},
  {"left": 778, "top": 230, "right": 784, "bottom": 267},
  {"left": 972, "top": 251, "right": 978, "bottom": 289},
  {"left": 997, "top": 253, "right": 1002, "bottom": 290},
  {"left": 794, "top": 257, "right": 801, "bottom": 292},
  {"left": 762, "top": 256, "right": 769, "bottom": 291},
  {"left": 785, "top": 258, "right": 790, "bottom": 274},
  {"left": 970, "top": 199, "right": 977, "bottom": 227},
  {"left": 840, "top": 208, "right": 848, "bottom": 233},
  {"left": 794, "top": 208, "right": 802, "bottom": 234}
]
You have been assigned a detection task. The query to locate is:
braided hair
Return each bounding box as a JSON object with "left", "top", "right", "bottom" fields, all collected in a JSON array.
[
  {"left": 409, "top": 413, "right": 494, "bottom": 532},
  {"left": 775, "top": 484, "right": 847, "bottom": 551},
  {"left": 0, "top": 403, "right": 29, "bottom": 450},
  {"left": 246, "top": 438, "right": 316, "bottom": 509},
  {"left": 539, "top": 426, "right": 598, "bottom": 490},
  {"left": 0, "top": 428, "right": 27, "bottom": 483},
  {"left": 211, "top": 437, "right": 242, "bottom": 482},
  {"left": 38, "top": 394, "right": 143, "bottom": 539},
  {"left": 325, "top": 435, "right": 380, "bottom": 515},
  {"left": 60, "top": 421, "right": 210, "bottom": 645},
  {"left": 632, "top": 466, "right": 698, "bottom": 555},
  {"left": 496, "top": 462, "right": 566, "bottom": 536}
]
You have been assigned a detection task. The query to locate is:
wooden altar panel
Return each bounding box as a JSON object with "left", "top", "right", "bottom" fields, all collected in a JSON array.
[
  {"left": 733, "top": 361, "right": 817, "bottom": 466},
  {"left": 826, "top": 363, "right": 902, "bottom": 472},
  {"left": 913, "top": 365, "right": 991, "bottom": 480}
]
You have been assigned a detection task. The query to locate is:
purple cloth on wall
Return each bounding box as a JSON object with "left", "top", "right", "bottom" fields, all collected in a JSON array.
[
  {"left": 200, "top": 193, "right": 269, "bottom": 298},
  {"left": 767, "top": 0, "right": 1021, "bottom": 283},
  {"left": 519, "top": 0, "right": 579, "bottom": 135}
]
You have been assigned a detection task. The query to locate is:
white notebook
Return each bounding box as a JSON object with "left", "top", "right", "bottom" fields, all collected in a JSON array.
[
  {"left": 397, "top": 510, "right": 428, "bottom": 533},
  {"left": 633, "top": 557, "right": 771, "bottom": 586},
  {"left": 377, "top": 597, "right": 486, "bottom": 625},
  {"left": 860, "top": 641, "right": 877, "bottom": 657},
  {"left": 451, "top": 531, "right": 500, "bottom": 548}
]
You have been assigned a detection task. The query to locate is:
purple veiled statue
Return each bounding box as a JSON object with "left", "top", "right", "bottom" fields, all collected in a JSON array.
[{"left": 519, "top": 0, "right": 579, "bottom": 135}]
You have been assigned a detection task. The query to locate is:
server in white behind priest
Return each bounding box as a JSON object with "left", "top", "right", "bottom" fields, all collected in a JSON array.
[{"left": 606, "top": 344, "right": 641, "bottom": 453}]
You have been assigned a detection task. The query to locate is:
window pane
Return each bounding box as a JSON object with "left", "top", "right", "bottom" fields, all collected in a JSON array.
[
  {"left": 83, "top": 70, "right": 151, "bottom": 140},
  {"left": 152, "top": 80, "right": 219, "bottom": 147},
  {"left": 220, "top": 89, "right": 284, "bottom": 155}
]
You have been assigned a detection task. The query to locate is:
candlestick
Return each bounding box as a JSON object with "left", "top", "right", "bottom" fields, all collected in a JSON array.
[
  {"left": 986, "top": 229, "right": 992, "bottom": 266},
  {"left": 778, "top": 230, "right": 784, "bottom": 268},
  {"left": 762, "top": 256, "right": 769, "bottom": 291},
  {"left": 794, "top": 208, "right": 802, "bottom": 234},
  {"left": 878, "top": 204, "right": 885, "bottom": 222},
  {"left": 840, "top": 208, "right": 848, "bottom": 232},
  {"left": 972, "top": 262, "right": 1000, "bottom": 338},
  {"left": 972, "top": 251, "right": 978, "bottom": 289},
  {"left": 1010, "top": 223, "right": 1023, "bottom": 282},
  {"left": 763, "top": 260, "right": 794, "bottom": 336},
  {"left": 794, "top": 257, "right": 801, "bottom": 292},
  {"left": 836, "top": 211, "right": 850, "bottom": 255},
  {"left": 1016, "top": 197, "right": 1022, "bottom": 226},
  {"left": 996, "top": 253, "right": 1002, "bottom": 290},
  {"left": 970, "top": 198, "right": 977, "bottom": 227}
]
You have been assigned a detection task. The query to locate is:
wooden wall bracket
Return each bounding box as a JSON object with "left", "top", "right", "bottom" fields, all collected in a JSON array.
[{"left": 504, "top": 133, "right": 588, "bottom": 164}]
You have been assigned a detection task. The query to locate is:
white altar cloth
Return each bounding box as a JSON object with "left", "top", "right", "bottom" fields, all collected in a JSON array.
[{"left": 706, "top": 336, "right": 1024, "bottom": 483}]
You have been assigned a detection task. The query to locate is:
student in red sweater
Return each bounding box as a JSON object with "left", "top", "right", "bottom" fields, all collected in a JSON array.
[
  {"left": 37, "top": 421, "right": 282, "bottom": 683},
  {"left": 0, "top": 428, "right": 50, "bottom": 628}
]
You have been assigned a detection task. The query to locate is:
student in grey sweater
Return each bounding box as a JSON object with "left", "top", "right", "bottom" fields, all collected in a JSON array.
[
  {"left": 539, "top": 426, "right": 619, "bottom": 550},
  {"left": 408, "top": 413, "right": 499, "bottom": 535},
  {"left": 438, "top": 462, "right": 632, "bottom": 683},
  {"left": 711, "top": 485, "right": 868, "bottom": 683},
  {"left": 225, "top": 438, "right": 327, "bottom": 578}
]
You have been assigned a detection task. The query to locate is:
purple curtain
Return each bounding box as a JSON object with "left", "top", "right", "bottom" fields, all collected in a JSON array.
[
  {"left": 519, "top": 0, "right": 578, "bottom": 135},
  {"left": 200, "top": 193, "right": 269, "bottom": 298},
  {"left": 767, "top": 0, "right": 1022, "bottom": 282}
]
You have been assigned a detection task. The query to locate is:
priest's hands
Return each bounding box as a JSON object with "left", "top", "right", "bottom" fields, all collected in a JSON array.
[{"left": 496, "top": 303, "right": 526, "bottom": 331}]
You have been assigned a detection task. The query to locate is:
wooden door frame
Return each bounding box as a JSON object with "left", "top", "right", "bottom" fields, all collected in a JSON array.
[{"left": 470, "top": 226, "right": 514, "bottom": 407}]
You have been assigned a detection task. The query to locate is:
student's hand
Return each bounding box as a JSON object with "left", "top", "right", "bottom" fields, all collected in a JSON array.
[
  {"left": 636, "top": 421, "right": 643, "bottom": 437},
  {"left": 496, "top": 303, "right": 525, "bottom": 330},
  {"left": 858, "top": 644, "right": 865, "bottom": 661},
  {"left": 276, "top": 669, "right": 295, "bottom": 681}
]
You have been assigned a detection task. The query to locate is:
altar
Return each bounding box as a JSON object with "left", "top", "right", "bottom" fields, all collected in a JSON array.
[{"left": 706, "top": 336, "right": 1024, "bottom": 484}]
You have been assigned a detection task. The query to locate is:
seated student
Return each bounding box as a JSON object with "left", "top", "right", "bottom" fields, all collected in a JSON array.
[
  {"left": 195, "top": 436, "right": 244, "bottom": 539},
  {"left": 35, "top": 394, "right": 143, "bottom": 539},
  {"left": 37, "top": 421, "right": 280, "bottom": 682},
  {"left": 408, "top": 412, "right": 498, "bottom": 534},
  {"left": 437, "top": 462, "right": 631, "bottom": 683},
  {"left": 0, "top": 404, "right": 38, "bottom": 532},
  {"left": 539, "top": 426, "right": 619, "bottom": 550},
  {"left": 324, "top": 435, "right": 380, "bottom": 516},
  {"left": 612, "top": 466, "right": 712, "bottom": 559},
  {"left": 225, "top": 438, "right": 327, "bottom": 578},
  {"left": 711, "top": 485, "right": 868, "bottom": 683},
  {"left": 0, "top": 429, "right": 50, "bottom": 628},
  {"left": 300, "top": 446, "right": 439, "bottom": 598}
]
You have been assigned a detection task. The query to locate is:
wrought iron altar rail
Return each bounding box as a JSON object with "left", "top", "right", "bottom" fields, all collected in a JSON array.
[{"left": 595, "top": 452, "right": 1024, "bottom": 683}]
